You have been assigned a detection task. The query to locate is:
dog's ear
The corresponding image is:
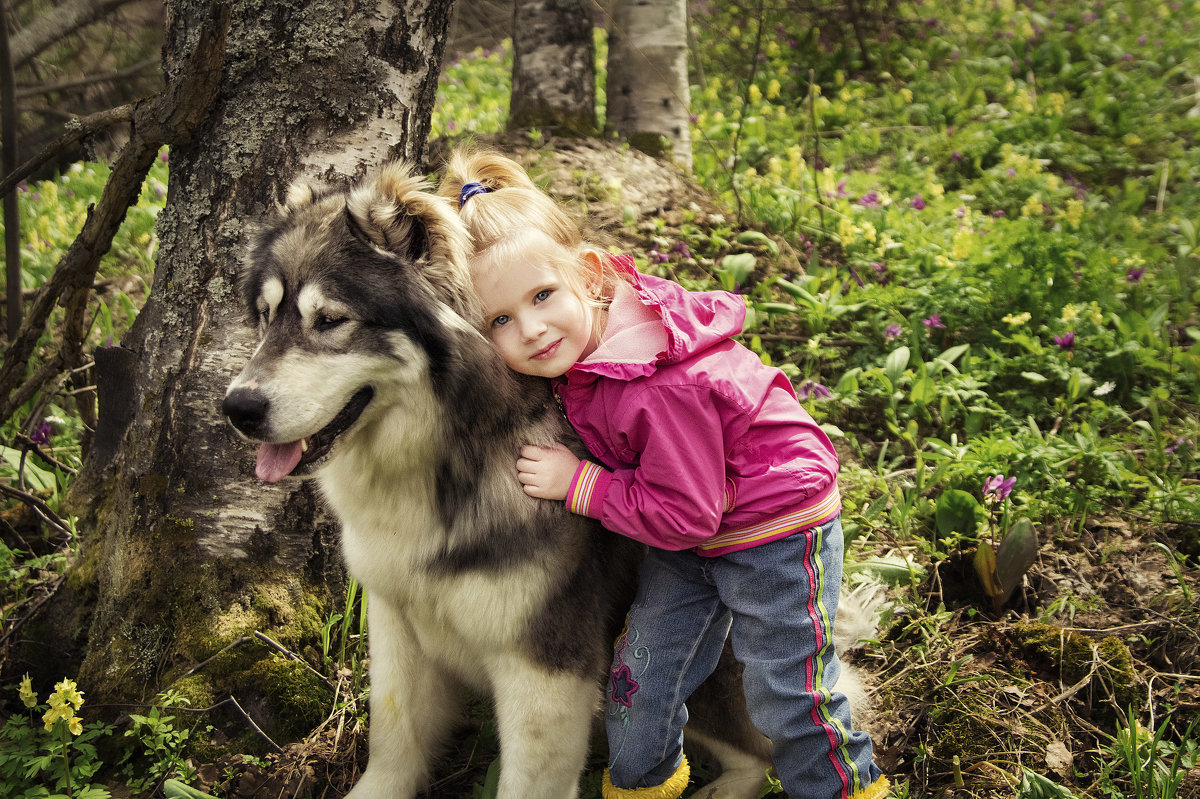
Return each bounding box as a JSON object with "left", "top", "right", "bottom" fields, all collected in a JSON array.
[{"left": 345, "top": 196, "right": 430, "bottom": 265}]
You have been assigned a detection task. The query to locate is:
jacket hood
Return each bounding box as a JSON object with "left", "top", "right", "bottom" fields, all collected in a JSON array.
[{"left": 568, "top": 255, "right": 747, "bottom": 381}]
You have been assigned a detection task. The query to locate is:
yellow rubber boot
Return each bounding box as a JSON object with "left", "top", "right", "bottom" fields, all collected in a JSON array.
[
  {"left": 851, "top": 775, "right": 891, "bottom": 799},
  {"left": 601, "top": 755, "right": 690, "bottom": 799}
]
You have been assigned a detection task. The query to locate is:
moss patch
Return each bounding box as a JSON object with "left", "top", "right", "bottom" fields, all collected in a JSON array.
[{"left": 1009, "top": 622, "right": 1138, "bottom": 711}]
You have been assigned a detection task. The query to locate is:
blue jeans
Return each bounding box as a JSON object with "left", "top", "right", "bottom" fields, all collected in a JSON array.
[{"left": 605, "top": 515, "right": 881, "bottom": 799}]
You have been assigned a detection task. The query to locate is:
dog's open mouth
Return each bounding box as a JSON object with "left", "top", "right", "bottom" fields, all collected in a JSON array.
[{"left": 255, "top": 387, "right": 374, "bottom": 482}]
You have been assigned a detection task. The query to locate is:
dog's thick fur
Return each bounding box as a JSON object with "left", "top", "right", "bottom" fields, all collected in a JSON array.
[{"left": 223, "top": 162, "right": 872, "bottom": 799}]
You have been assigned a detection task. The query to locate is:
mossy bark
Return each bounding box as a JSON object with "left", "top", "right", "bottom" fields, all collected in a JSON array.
[{"left": 22, "top": 0, "right": 452, "bottom": 735}]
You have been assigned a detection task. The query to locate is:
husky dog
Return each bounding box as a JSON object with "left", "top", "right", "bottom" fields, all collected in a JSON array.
[{"left": 222, "top": 162, "right": 791, "bottom": 799}]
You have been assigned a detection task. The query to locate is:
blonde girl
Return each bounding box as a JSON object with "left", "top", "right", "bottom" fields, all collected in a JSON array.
[{"left": 439, "top": 148, "right": 888, "bottom": 799}]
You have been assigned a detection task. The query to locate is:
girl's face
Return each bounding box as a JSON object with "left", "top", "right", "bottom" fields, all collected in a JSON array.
[{"left": 475, "top": 237, "right": 600, "bottom": 379}]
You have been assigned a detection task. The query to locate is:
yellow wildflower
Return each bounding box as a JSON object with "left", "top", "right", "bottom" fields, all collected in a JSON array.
[
  {"left": 1014, "top": 91, "right": 1035, "bottom": 113},
  {"left": 52, "top": 679, "right": 84, "bottom": 710},
  {"left": 838, "top": 217, "right": 857, "bottom": 244},
  {"left": 766, "top": 79, "right": 781, "bottom": 100},
  {"left": 1062, "top": 199, "right": 1084, "bottom": 228},
  {"left": 749, "top": 84, "right": 762, "bottom": 104},
  {"left": 1124, "top": 133, "right": 1142, "bottom": 147},
  {"left": 1088, "top": 302, "right": 1104, "bottom": 325},
  {"left": 1046, "top": 92, "right": 1066, "bottom": 115},
  {"left": 835, "top": 69, "right": 845, "bottom": 86},
  {"left": 1021, "top": 193, "right": 1044, "bottom": 218},
  {"left": 1061, "top": 304, "right": 1079, "bottom": 324},
  {"left": 19, "top": 674, "right": 37, "bottom": 708},
  {"left": 766, "top": 41, "right": 780, "bottom": 58},
  {"left": 900, "top": 87, "right": 913, "bottom": 103},
  {"left": 860, "top": 221, "right": 877, "bottom": 244},
  {"left": 1003, "top": 312, "right": 1032, "bottom": 326}
]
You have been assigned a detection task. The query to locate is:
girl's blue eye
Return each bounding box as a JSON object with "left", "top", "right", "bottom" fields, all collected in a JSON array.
[
  {"left": 534, "top": 289, "right": 551, "bottom": 302},
  {"left": 491, "top": 315, "right": 510, "bottom": 328}
]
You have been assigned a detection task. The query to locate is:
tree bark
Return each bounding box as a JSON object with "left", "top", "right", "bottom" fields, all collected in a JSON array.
[
  {"left": 604, "top": 0, "right": 692, "bottom": 169},
  {"left": 508, "top": 0, "right": 597, "bottom": 135},
  {"left": 30, "top": 0, "right": 454, "bottom": 730}
]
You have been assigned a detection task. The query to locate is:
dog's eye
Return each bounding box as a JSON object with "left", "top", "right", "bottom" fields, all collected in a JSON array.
[{"left": 314, "top": 313, "right": 347, "bottom": 331}]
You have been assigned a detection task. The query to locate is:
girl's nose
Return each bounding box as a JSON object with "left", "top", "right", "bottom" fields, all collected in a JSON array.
[{"left": 519, "top": 316, "right": 546, "bottom": 341}]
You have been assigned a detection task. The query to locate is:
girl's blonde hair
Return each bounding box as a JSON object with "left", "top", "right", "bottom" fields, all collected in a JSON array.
[{"left": 437, "top": 146, "right": 628, "bottom": 335}]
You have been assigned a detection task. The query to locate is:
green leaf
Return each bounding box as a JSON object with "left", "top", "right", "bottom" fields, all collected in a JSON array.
[
  {"left": 885, "top": 346, "right": 910, "bottom": 387},
  {"left": 736, "top": 230, "right": 779, "bottom": 256},
  {"left": 163, "top": 780, "right": 214, "bottom": 798},
  {"left": 910, "top": 372, "right": 936, "bottom": 406},
  {"left": 935, "top": 489, "right": 980, "bottom": 538},
  {"left": 995, "top": 518, "right": 1039, "bottom": 597},
  {"left": 973, "top": 541, "right": 1002, "bottom": 598}
]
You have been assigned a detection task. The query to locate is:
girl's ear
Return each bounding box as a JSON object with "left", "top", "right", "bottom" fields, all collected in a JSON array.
[{"left": 581, "top": 250, "right": 605, "bottom": 295}]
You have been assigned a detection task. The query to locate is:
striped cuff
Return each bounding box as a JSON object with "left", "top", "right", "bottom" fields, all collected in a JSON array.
[{"left": 566, "top": 460, "right": 610, "bottom": 518}]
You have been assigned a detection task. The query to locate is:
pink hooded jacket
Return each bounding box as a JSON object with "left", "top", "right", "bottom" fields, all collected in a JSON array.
[{"left": 559, "top": 255, "right": 841, "bottom": 557}]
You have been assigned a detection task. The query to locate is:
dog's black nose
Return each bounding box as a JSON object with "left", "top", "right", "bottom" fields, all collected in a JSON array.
[{"left": 223, "top": 388, "right": 270, "bottom": 437}]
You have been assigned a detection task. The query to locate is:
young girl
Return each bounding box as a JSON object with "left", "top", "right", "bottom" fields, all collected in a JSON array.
[{"left": 439, "top": 148, "right": 888, "bottom": 799}]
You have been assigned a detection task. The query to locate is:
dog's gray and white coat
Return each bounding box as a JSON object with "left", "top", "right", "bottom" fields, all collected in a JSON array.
[{"left": 224, "top": 163, "right": 870, "bottom": 799}]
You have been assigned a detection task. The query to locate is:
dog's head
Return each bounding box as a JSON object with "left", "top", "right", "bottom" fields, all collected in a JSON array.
[{"left": 223, "top": 162, "right": 488, "bottom": 481}]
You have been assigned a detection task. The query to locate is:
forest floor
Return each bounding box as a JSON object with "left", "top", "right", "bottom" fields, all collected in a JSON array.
[{"left": 119, "top": 136, "right": 1200, "bottom": 798}]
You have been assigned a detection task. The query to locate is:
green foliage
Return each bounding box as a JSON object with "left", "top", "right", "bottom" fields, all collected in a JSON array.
[
  {"left": 119, "top": 689, "right": 210, "bottom": 793},
  {"left": 1100, "top": 709, "right": 1199, "bottom": 799}
]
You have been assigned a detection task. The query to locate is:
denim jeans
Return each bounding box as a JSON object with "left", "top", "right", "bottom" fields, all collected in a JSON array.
[{"left": 605, "top": 515, "right": 881, "bottom": 799}]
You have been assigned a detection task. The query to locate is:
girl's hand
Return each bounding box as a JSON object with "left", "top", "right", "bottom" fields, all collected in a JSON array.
[{"left": 517, "top": 442, "right": 580, "bottom": 501}]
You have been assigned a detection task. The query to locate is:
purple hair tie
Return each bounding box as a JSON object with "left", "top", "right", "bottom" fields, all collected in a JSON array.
[{"left": 458, "top": 182, "right": 490, "bottom": 207}]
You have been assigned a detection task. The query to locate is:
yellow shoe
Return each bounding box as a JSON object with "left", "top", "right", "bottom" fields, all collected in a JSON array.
[
  {"left": 601, "top": 756, "right": 690, "bottom": 799},
  {"left": 851, "top": 775, "right": 891, "bottom": 799}
]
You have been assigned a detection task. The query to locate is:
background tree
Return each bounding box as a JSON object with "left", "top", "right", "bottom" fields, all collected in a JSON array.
[
  {"left": 9, "top": 0, "right": 454, "bottom": 743},
  {"left": 603, "top": 0, "right": 692, "bottom": 169},
  {"left": 508, "top": 0, "right": 597, "bottom": 135}
]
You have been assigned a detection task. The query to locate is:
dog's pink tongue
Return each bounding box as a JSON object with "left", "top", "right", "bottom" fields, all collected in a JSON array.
[{"left": 256, "top": 441, "right": 303, "bottom": 482}]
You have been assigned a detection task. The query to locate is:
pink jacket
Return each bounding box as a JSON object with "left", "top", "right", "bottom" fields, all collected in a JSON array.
[{"left": 559, "top": 255, "right": 840, "bottom": 557}]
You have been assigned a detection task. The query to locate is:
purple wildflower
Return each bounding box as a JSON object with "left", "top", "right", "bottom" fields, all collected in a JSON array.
[
  {"left": 923, "top": 314, "right": 946, "bottom": 329},
  {"left": 30, "top": 420, "right": 52, "bottom": 446},
  {"left": 910, "top": 194, "right": 926, "bottom": 210},
  {"left": 647, "top": 249, "right": 669, "bottom": 264},
  {"left": 983, "top": 474, "right": 1016, "bottom": 504},
  {"left": 951, "top": 151, "right": 963, "bottom": 163},
  {"left": 1053, "top": 331, "right": 1076, "bottom": 350},
  {"left": 797, "top": 380, "right": 832, "bottom": 400},
  {"left": 1126, "top": 266, "right": 1146, "bottom": 284},
  {"left": 672, "top": 241, "right": 693, "bottom": 259},
  {"left": 858, "top": 190, "right": 881, "bottom": 208},
  {"left": 884, "top": 323, "right": 903, "bottom": 341}
]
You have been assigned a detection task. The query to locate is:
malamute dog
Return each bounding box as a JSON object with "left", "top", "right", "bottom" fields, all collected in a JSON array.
[{"left": 222, "top": 162, "right": 787, "bottom": 798}]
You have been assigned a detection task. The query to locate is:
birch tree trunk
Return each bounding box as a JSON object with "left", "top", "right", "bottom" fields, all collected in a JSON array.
[
  {"left": 508, "top": 0, "right": 597, "bottom": 135},
  {"left": 604, "top": 0, "right": 692, "bottom": 169},
  {"left": 46, "top": 0, "right": 453, "bottom": 731}
]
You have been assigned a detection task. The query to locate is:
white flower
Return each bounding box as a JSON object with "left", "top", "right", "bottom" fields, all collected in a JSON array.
[{"left": 1095, "top": 381, "right": 1116, "bottom": 396}]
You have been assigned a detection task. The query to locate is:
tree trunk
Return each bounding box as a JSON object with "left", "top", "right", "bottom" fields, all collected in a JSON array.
[
  {"left": 604, "top": 0, "right": 692, "bottom": 169},
  {"left": 41, "top": 0, "right": 453, "bottom": 733},
  {"left": 508, "top": 0, "right": 597, "bottom": 135}
]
